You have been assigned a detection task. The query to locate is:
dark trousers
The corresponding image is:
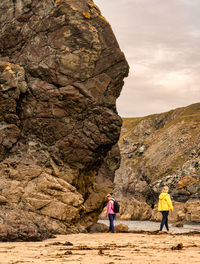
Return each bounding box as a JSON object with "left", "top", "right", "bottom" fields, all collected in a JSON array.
[
  {"left": 108, "top": 214, "right": 115, "bottom": 232},
  {"left": 160, "top": 211, "right": 169, "bottom": 231}
]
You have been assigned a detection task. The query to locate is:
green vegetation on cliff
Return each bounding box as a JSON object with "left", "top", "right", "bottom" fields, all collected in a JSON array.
[{"left": 118, "top": 102, "right": 200, "bottom": 186}]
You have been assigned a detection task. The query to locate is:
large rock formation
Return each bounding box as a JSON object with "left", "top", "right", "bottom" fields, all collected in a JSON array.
[
  {"left": 114, "top": 103, "right": 200, "bottom": 223},
  {"left": 0, "top": 0, "right": 129, "bottom": 240}
]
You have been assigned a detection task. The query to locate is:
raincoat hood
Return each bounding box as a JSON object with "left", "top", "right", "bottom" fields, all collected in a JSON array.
[{"left": 159, "top": 193, "right": 169, "bottom": 200}]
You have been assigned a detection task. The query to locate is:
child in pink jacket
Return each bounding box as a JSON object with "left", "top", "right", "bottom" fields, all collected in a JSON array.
[{"left": 106, "top": 193, "right": 117, "bottom": 233}]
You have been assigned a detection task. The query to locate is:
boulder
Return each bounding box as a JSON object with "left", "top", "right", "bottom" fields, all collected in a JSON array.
[
  {"left": 172, "top": 222, "right": 184, "bottom": 228},
  {"left": 0, "top": 208, "right": 55, "bottom": 241},
  {"left": 100, "top": 197, "right": 152, "bottom": 221},
  {"left": 115, "top": 224, "right": 129, "bottom": 233},
  {"left": 151, "top": 200, "right": 200, "bottom": 224},
  {"left": 0, "top": 0, "right": 129, "bottom": 240},
  {"left": 185, "top": 199, "right": 200, "bottom": 223},
  {"left": 151, "top": 202, "right": 185, "bottom": 222},
  {"left": 87, "top": 223, "right": 108, "bottom": 233}
]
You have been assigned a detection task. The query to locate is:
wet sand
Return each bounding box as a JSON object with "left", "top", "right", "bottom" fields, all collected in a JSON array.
[{"left": 0, "top": 232, "right": 200, "bottom": 264}]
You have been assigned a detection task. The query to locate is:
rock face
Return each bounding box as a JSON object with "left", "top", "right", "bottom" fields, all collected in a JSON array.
[
  {"left": 114, "top": 103, "right": 200, "bottom": 222},
  {"left": 0, "top": 0, "right": 129, "bottom": 240}
]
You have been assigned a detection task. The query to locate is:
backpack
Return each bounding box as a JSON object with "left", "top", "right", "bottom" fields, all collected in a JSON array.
[{"left": 112, "top": 199, "right": 120, "bottom": 213}]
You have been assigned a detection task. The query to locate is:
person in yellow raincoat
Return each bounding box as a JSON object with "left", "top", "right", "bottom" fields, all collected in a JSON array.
[{"left": 158, "top": 186, "right": 173, "bottom": 233}]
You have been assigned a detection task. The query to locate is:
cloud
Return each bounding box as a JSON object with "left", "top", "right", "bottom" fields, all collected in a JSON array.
[{"left": 94, "top": 0, "right": 200, "bottom": 117}]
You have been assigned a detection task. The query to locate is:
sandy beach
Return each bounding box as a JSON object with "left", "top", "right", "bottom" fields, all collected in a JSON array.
[{"left": 0, "top": 232, "right": 199, "bottom": 264}]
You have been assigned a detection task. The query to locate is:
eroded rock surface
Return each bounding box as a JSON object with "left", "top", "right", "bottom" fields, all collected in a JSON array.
[{"left": 0, "top": 0, "right": 129, "bottom": 240}]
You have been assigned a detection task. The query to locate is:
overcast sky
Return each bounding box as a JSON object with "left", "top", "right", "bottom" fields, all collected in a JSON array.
[{"left": 94, "top": 0, "right": 200, "bottom": 117}]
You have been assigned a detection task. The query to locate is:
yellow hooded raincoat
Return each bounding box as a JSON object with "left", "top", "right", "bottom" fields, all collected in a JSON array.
[{"left": 158, "top": 192, "right": 173, "bottom": 211}]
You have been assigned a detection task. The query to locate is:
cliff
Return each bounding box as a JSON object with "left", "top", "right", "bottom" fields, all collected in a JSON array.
[
  {"left": 114, "top": 103, "right": 200, "bottom": 223},
  {"left": 0, "top": 0, "right": 129, "bottom": 241}
]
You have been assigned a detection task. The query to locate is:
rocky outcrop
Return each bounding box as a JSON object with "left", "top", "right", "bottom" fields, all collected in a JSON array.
[
  {"left": 100, "top": 197, "right": 152, "bottom": 221},
  {"left": 0, "top": 0, "right": 129, "bottom": 240},
  {"left": 114, "top": 103, "right": 200, "bottom": 222},
  {"left": 152, "top": 199, "right": 200, "bottom": 223}
]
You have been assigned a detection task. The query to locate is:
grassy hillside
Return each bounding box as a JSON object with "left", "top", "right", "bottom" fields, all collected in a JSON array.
[
  {"left": 118, "top": 102, "right": 200, "bottom": 182},
  {"left": 122, "top": 103, "right": 200, "bottom": 135}
]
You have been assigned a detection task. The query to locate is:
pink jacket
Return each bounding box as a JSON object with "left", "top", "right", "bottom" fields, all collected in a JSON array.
[{"left": 106, "top": 199, "right": 116, "bottom": 215}]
